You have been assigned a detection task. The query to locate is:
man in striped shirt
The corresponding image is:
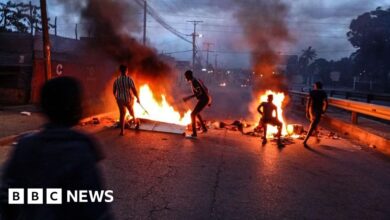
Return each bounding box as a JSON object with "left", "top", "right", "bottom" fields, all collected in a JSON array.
[{"left": 113, "top": 65, "right": 140, "bottom": 136}]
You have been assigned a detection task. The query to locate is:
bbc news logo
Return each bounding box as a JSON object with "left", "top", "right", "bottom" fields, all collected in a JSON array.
[{"left": 8, "top": 188, "right": 114, "bottom": 204}]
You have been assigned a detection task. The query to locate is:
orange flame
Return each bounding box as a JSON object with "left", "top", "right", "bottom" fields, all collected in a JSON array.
[
  {"left": 132, "top": 84, "right": 191, "bottom": 126},
  {"left": 258, "top": 90, "right": 287, "bottom": 138}
]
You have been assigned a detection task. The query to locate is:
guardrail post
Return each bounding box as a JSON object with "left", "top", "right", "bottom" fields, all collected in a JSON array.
[{"left": 351, "top": 112, "right": 358, "bottom": 124}]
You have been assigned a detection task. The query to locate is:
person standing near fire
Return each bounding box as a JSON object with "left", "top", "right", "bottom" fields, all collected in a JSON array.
[
  {"left": 257, "top": 94, "right": 283, "bottom": 147},
  {"left": 183, "top": 70, "right": 211, "bottom": 139},
  {"left": 303, "top": 81, "right": 328, "bottom": 147},
  {"left": 113, "top": 64, "right": 141, "bottom": 136}
]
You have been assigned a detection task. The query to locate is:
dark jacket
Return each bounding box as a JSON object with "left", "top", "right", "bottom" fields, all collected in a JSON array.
[{"left": 0, "top": 124, "right": 112, "bottom": 220}]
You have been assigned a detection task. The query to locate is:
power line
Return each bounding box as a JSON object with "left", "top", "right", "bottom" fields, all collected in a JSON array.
[{"left": 134, "top": 0, "right": 192, "bottom": 44}]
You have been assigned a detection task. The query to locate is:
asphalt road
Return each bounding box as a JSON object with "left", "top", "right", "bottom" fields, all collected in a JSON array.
[{"left": 94, "top": 126, "right": 390, "bottom": 220}]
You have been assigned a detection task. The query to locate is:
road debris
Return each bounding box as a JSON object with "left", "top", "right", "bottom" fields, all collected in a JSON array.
[{"left": 20, "top": 111, "right": 31, "bottom": 116}]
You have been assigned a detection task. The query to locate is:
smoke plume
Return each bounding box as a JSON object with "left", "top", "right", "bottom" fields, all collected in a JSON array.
[
  {"left": 57, "top": 0, "right": 173, "bottom": 94},
  {"left": 234, "top": 0, "right": 293, "bottom": 93}
]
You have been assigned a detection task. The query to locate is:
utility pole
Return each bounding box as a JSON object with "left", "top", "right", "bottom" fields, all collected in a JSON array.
[
  {"left": 143, "top": 0, "right": 147, "bottom": 45},
  {"left": 75, "top": 23, "right": 78, "bottom": 40},
  {"left": 214, "top": 53, "right": 218, "bottom": 70},
  {"left": 54, "top": 16, "right": 57, "bottom": 36},
  {"left": 40, "top": 0, "right": 51, "bottom": 81},
  {"left": 187, "top": 20, "right": 203, "bottom": 70},
  {"left": 29, "top": 1, "right": 33, "bottom": 35},
  {"left": 203, "top": 42, "right": 213, "bottom": 69}
]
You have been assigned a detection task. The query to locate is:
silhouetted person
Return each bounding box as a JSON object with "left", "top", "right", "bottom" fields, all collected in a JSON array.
[
  {"left": 303, "top": 81, "right": 328, "bottom": 147},
  {"left": 183, "top": 70, "right": 211, "bottom": 138},
  {"left": 0, "top": 77, "right": 112, "bottom": 220},
  {"left": 257, "top": 94, "right": 283, "bottom": 146},
  {"left": 113, "top": 64, "right": 140, "bottom": 136}
]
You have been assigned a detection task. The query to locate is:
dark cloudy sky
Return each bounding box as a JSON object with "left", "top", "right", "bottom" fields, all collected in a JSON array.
[{"left": 6, "top": 0, "right": 390, "bottom": 68}]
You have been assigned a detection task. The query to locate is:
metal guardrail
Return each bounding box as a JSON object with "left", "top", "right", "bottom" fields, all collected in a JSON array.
[
  {"left": 289, "top": 90, "right": 390, "bottom": 123},
  {"left": 326, "top": 89, "right": 390, "bottom": 103}
]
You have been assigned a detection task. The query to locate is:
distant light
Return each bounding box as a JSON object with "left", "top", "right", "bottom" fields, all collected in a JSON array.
[
  {"left": 198, "top": 34, "right": 203, "bottom": 38},
  {"left": 219, "top": 82, "right": 226, "bottom": 87},
  {"left": 202, "top": 68, "right": 207, "bottom": 72}
]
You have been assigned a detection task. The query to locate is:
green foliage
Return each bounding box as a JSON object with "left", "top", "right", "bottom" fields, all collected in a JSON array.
[
  {"left": 0, "top": 1, "right": 54, "bottom": 33},
  {"left": 347, "top": 7, "right": 390, "bottom": 91}
]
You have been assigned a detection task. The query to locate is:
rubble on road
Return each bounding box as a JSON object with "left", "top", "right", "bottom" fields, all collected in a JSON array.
[{"left": 20, "top": 111, "right": 31, "bottom": 116}]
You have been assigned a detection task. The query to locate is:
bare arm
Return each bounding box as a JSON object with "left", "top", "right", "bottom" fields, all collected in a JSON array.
[
  {"left": 274, "top": 106, "right": 278, "bottom": 118},
  {"left": 183, "top": 94, "right": 196, "bottom": 102},
  {"left": 306, "top": 96, "right": 312, "bottom": 113},
  {"left": 130, "top": 79, "right": 140, "bottom": 103},
  {"left": 257, "top": 103, "right": 264, "bottom": 115},
  {"left": 306, "top": 96, "right": 312, "bottom": 119},
  {"left": 131, "top": 86, "right": 140, "bottom": 103},
  {"left": 323, "top": 98, "right": 329, "bottom": 113}
]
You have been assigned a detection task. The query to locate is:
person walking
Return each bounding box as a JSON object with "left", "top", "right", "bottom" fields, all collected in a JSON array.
[
  {"left": 182, "top": 70, "right": 211, "bottom": 139},
  {"left": 303, "top": 81, "right": 328, "bottom": 147},
  {"left": 113, "top": 64, "right": 141, "bottom": 136}
]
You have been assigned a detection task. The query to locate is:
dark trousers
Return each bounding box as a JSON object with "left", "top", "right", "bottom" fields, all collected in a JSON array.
[
  {"left": 116, "top": 99, "right": 135, "bottom": 132},
  {"left": 191, "top": 98, "right": 209, "bottom": 135},
  {"left": 304, "top": 111, "right": 322, "bottom": 143},
  {"left": 261, "top": 118, "right": 282, "bottom": 139}
]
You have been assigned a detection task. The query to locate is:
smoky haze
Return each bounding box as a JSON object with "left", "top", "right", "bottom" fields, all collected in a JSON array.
[
  {"left": 234, "top": 0, "right": 293, "bottom": 93},
  {"left": 56, "top": 0, "right": 173, "bottom": 96}
]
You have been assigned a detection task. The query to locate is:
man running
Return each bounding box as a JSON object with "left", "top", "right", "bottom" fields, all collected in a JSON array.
[
  {"left": 257, "top": 94, "right": 283, "bottom": 146},
  {"left": 183, "top": 70, "right": 211, "bottom": 138},
  {"left": 113, "top": 64, "right": 140, "bottom": 136},
  {"left": 303, "top": 81, "right": 328, "bottom": 147}
]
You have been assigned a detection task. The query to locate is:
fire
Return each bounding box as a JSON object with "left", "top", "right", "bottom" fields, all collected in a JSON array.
[
  {"left": 258, "top": 90, "right": 288, "bottom": 138},
  {"left": 132, "top": 84, "right": 191, "bottom": 126}
]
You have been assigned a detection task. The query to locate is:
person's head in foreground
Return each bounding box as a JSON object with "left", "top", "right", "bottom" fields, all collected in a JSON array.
[
  {"left": 184, "top": 70, "right": 194, "bottom": 81},
  {"left": 314, "top": 81, "right": 323, "bottom": 90},
  {"left": 41, "top": 76, "right": 83, "bottom": 127}
]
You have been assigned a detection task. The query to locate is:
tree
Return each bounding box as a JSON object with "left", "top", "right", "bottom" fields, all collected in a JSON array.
[
  {"left": 298, "top": 46, "right": 317, "bottom": 84},
  {"left": 0, "top": 1, "right": 52, "bottom": 34},
  {"left": 308, "top": 58, "right": 331, "bottom": 84},
  {"left": 0, "top": 1, "right": 14, "bottom": 32},
  {"left": 347, "top": 7, "right": 390, "bottom": 92}
]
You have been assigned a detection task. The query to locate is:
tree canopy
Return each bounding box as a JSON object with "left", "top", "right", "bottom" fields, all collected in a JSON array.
[{"left": 0, "top": 1, "right": 53, "bottom": 33}]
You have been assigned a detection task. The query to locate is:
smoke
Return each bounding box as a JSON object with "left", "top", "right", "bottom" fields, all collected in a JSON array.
[
  {"left": 56, "top": 0, "right": 173, "bottom": 94},
  {"left": 234, "top": 0, "right": 293, "bottom": 93}
]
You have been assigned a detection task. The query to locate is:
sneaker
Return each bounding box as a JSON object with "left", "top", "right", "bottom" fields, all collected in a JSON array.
[
  {"left": 185, "top": 134, "right": 197, "bottom": 139},
  {"left": 262, "top": 139, "right": 267, "bottom": 146}
]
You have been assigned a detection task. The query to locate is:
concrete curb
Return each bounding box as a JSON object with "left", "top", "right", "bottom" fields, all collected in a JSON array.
[
  {"left": 322, "top": 115, "right": 390, "bottom": 156},
  {"left": 0, "top": 112, "right": 116, "bottom": 147}
]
